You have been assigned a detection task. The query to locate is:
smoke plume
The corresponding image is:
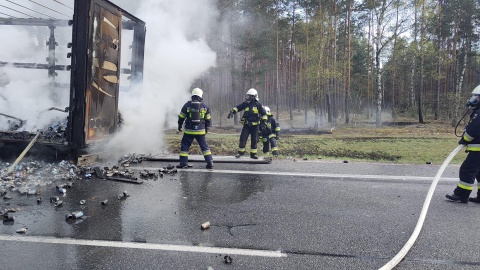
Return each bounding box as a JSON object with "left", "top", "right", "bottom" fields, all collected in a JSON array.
[{"left": 105, "top": 0, "right": 218, "bottom": 155}]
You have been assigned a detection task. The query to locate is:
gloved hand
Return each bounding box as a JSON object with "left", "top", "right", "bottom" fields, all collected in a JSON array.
[
  {"left": 458, "top": 138, "right": 467, "bottom": 145},
  {"left": 227, "top": 111, "right": 234, "bottom": 119},
  {"left": 177, "top": 125, "right": 182, "bottom": 134},
  {"left": 205, "top": 127, "right": 208, "bottom": 134},
  {"left": 275, "top": 134, "right": 279, "bottom": 140}
]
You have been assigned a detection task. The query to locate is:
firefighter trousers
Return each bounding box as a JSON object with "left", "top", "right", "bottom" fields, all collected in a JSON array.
[
  {"left": 262, "top": 136, "right": 278, "bottom": 156},
  {"left": 238, "top": 124, "right": 259, "bottom": 155},
  {"left": 179, "top": 134, "right": 213, "bottom": 164},
  {"left": 454, "top": 151, "right": 480, "bottom": 198}
]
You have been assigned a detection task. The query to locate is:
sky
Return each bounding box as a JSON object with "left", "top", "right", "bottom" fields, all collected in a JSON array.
[{"left": 0, "top": 0, "right": 218, "bottom": 155}]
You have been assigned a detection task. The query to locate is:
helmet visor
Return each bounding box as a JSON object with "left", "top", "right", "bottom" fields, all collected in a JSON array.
[{"left": 466, "top": 95, "right": 480, "bottom": 108}]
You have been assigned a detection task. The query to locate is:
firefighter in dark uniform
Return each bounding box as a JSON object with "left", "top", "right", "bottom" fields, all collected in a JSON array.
[
  {"left": 259, "top": 106, "right": 280, "bottom": 157},
  {"left": 228, "top": 88, "right": 267, "bottom": 159},
  {"left": 177, "top": 88, "right": 213, "bottom": 169},
  {"left": 446, "top": 85, "right": 480, "bottom": 203}
]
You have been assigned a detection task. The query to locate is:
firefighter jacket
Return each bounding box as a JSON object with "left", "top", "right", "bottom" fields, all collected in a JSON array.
[
  {"left": 459, "top": 109, "right": 480, "bottom": 151},
  {"left": 260, "top": 114, "right": 280, "bottom": 138},
  {"left": 178, "top": 100, "right": 211, "bottom": 135},
  {"left": 231, "top": 100, "right": 267, "bottom": 126}
]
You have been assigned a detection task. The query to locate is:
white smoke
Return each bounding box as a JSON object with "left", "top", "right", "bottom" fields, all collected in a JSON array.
[
  {"left": 105, "top": 0, "right": 218, "bottom": 155},
  {"left": 0, "top": 24, "right": 71, "bottom": 132},
  {"left": 0, "top": 0, "right": 217, "bottom": 155}
]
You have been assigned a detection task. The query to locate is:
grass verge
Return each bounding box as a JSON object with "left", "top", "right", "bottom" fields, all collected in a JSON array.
[{"left": 164, "top": 123, "right": 466, "bottom": 165}]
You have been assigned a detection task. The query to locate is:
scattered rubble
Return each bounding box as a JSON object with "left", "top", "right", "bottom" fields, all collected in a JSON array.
[
  {"left": 65, "top": 211, "right": 84, "bottom": 221},
  {"left": 15, "top": 227, "right": 27, "bottom": 234},
  {"left": 0, "top": 153, "right": 177, "bottom": 228},
  {"left": 223, "top": 255, "right": 233, "bottom": 264},
  {"left": 201, "top": 221, "right": 211, "bottom": 230}
]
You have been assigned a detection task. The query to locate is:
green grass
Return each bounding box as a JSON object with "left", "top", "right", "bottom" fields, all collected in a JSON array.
[{"left": 164, "top": 124, "right": 467, "bottom": 165}]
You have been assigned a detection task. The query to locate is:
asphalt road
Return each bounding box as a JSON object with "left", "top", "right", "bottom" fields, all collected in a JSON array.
[{"left": 1, "top": 157, "right": 479, "bottom": 270}]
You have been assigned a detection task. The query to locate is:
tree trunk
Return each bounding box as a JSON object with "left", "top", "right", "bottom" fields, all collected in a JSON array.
[
  {"left": 410, "top": 0, "right": 418, "bottom": 108},
  {"left": 418, "top": 1, "right": 425, "bottom": 124},
  {"left": 304, "top": 3, "right": 309, "bottom": 125},
  {"left": 276, "top": 0, "right": 280, "bottom": 119},
  {"left": 434, "top": 0, "right": 443, "bottom": 120},
  {"left": 345, "top": 0, "right": 351, "bottom": 124}
]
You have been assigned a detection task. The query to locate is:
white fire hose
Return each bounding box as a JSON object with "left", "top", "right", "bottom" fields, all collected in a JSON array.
[{"left": 379, "top": 144, "right": 464, "bottom": 270}]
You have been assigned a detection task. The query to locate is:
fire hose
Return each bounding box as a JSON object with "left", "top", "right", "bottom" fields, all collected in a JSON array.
[{"left": 379, "top": 144, "right": 465, "bottom": 270}]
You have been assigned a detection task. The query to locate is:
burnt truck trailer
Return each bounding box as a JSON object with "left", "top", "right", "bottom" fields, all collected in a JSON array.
[{"left": 0, "top": 0, "right": 146, "bottom": 158}]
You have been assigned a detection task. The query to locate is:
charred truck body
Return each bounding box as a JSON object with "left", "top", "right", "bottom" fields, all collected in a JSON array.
[{"left": 0, "top": 0, "right": 145, "bottom": 158}]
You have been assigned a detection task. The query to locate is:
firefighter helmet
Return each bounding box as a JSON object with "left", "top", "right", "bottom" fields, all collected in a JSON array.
[
  {"left": 264, "top": 106, "right": 271, "bottom": 115},
  {"left": 191, "top": 88, "right": 203, "bottom": 99},
  {"left": 245, "top": 88, "right": 258, "bottom": 102},
  {"left": 472, "top": 85, "right": 480, "bottom": 95},
  {"left": 466, "top": 85, "right": 480, "bottom": 108}
]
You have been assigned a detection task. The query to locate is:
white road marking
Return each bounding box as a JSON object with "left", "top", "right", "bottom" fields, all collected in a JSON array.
[
  {"left": 132, "top": 167, "right": 458, "bottom": 182},
  {"left": 0, "top": 234, "right": 287, "bottom": 258}
]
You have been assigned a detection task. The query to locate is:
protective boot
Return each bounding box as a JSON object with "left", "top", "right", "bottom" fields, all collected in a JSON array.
[
  {"left": 235, "top": 152, "right": 244, "bottom": 158},
  {"left": 469, "top": 197, "right": 480, "bottom": 203},
  {"left": 250, "top": 153, "right": 258, "bottom": 159},
  {"left": 445, "top": 194, "right": 468, "bottom": 203},
  {"left": 176, "top": 163, "right": 189, "bottom": 169},
  {"left": 206, "top": 161, "right": 213, "bottom": 169}
]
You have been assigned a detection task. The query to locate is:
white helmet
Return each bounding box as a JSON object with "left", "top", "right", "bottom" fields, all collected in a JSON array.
[
  {"left": 191, "top": 88, "right": 203, "bottom": 99},
  {"left": 466, "top": 85, "right": 480, "bottom": 108},
  {"left": 264, "top": 106, "right": 271, "bottom": 115},
  {"left": 472, "top": 85, "right": 480, "bottom": 95},
  {"left": 245, "top": 88, "right": 258, "bottom": 102}
]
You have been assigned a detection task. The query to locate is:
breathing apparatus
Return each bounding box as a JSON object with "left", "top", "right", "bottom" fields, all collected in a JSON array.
[
  {"left": 190, "top": 88, "right": 203, "bottom": 124},
  {"left": 455, "top": 85, "right": 480, "bottom": 137}
]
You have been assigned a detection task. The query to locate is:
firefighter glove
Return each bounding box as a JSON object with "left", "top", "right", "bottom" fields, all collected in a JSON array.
[
  {"left": 227, "top": 111, "right": 234, "bottom": 119},
  {"left": 458, "top": 138, "right": 467, "bottom": 145},
  {"left": 275, "top": 134, "right": 279, "bottom": 140}
]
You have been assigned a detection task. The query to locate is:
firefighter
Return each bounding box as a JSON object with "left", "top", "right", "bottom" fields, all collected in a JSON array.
[
  {"left": 259, "top": 106, "right": 280, "bottom": 157},
  {"left": 446, "top": 85, "right": 480, "bottom": 203},
  {"left": 228, "top": 88, "right": 267, "bottom": 159},
  {"left": 177, "top": 88, "right": 213, "bottom": 169}
]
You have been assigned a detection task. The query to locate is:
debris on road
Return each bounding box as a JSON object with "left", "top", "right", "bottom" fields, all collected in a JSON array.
[
  {"left": 15, "top": 227, "right": 27, "bottom": 234},
  {"left": 118, "top": 191, "right": 129, "bottom": 200},
  {"left": 201, "top": 221, "right": 211, "bottom": 230},
  {"left": 65, "top": 211, "right": 84, "bottom": 221},
  {"left": 223, "top": 255, "right": 233, "bottom": 264},
  {"left": 3, "top": 213, "right": 14, "bottom": 222}
]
